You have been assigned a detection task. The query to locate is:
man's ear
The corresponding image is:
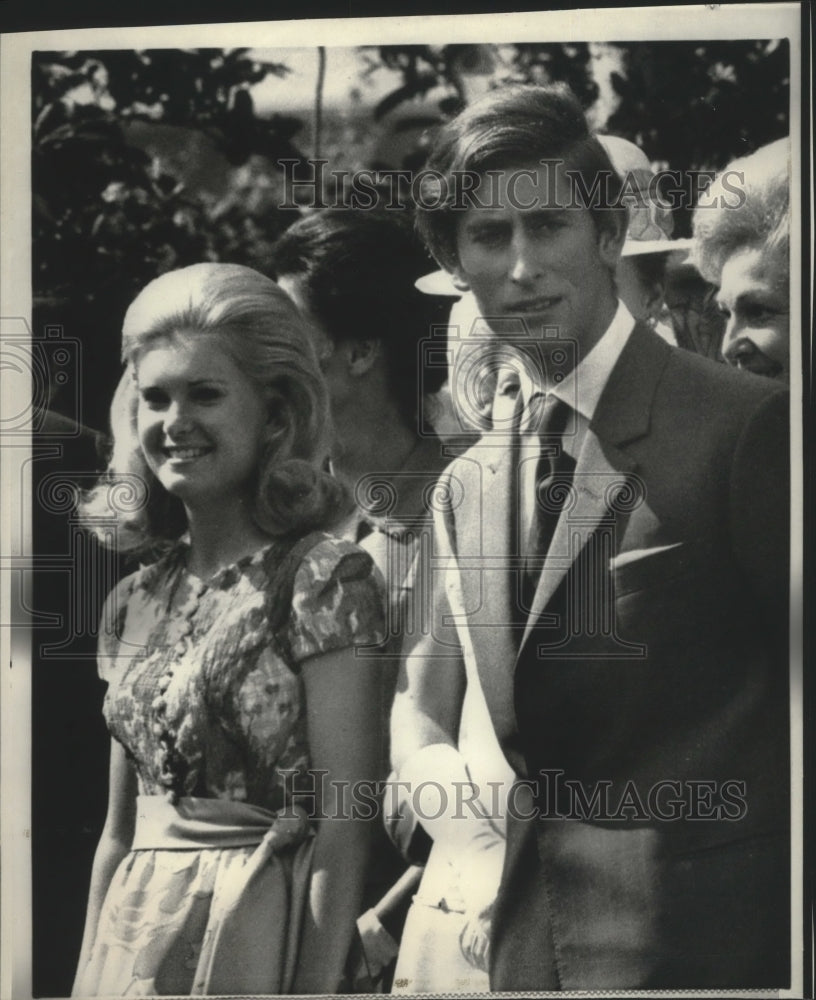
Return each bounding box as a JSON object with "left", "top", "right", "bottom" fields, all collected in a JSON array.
[
  {"left": 347, "top": 339, "right": 381, "bottom": 377},
  {"left": 449, "top": 265, "right": 472, "bottom": 293},
  {"left": 598, "top": 217, "right": 627, "bottom": 269}
]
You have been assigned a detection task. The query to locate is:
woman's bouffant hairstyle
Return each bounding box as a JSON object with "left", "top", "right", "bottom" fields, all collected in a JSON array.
[
  {"left": 271, "top": 210, "right": 449, "bottom": 428},
  {"left": 80, "top": 263, "right": 346, "bottom": 554},
  {"left": 414, "top": 82, "right": 628, "bottom": 272},
  {"left": 691, "top": 137, "right": 790, "bottom": 286}
]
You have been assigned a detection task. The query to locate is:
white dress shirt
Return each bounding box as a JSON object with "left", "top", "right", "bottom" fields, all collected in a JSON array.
[{"left": 517, "top": 300, "right": 637, "bottom": 542}]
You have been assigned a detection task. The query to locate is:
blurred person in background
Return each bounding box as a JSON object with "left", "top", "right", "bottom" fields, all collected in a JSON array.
[
  {"left": 692, "top": 137, "right": 790, "bottom": 380},
  {"left": 596, "top": 134, "right": 694, "bottom": 347},
  {"left": 272, "top": 210, "right": 451, "bottom": 990}
]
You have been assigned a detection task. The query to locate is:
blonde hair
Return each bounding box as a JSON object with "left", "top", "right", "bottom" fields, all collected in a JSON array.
[
  {"left": 81, "top": 263, "right": 346, "bottom": 553},
  {"left": 692, "top": 138, "right": 790, "bottom": 286}
]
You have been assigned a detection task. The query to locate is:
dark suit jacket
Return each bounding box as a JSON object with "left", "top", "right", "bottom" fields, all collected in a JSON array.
[{"left": 432, "top": 323, "right": 790, "bottom": 990}]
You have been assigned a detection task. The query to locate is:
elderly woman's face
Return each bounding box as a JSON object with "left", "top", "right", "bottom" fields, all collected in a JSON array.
[{"left": 716, "top": 247, "right": 789, "bottom": 380}]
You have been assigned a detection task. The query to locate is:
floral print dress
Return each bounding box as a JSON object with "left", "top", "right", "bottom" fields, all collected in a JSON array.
[{"left": 74, "top": 533, "right": 385, "bottom": 996}]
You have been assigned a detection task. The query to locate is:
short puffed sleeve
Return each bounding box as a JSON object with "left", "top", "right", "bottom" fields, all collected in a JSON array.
[
  {"left": 286, "top": 536, "right": 386, "bottom": 666},
  {"left": 95, "top": 573, "right": 138, "bottom": 683}
]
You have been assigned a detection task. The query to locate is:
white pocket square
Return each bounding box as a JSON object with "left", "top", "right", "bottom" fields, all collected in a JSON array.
[{"left": 609, "top": 542, "right": 684, "bottom": 571}]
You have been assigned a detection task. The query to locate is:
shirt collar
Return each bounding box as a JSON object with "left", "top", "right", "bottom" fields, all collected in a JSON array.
[{"left": 514, "top": 300, "right": 634, "bottom": 424}]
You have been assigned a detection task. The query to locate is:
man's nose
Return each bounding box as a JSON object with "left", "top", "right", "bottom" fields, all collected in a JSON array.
[{"left": 509, "top": 232, "right": 542, "bottom": 284}]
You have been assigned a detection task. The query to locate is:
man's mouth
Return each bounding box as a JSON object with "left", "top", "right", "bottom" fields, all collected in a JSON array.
[{"left": 505, "top": 295, "right": 563, "bottom": 315}]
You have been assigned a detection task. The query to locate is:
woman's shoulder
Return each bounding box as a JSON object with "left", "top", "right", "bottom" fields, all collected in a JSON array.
[
  {"left": 98, "top": 546, "right": 186, "bottom": 639},
  {"left": 286, "top": 532, "right": 386, "bottom": 664},
  {"left": 292, "top": 532, "right": 378, "bottom": 591}
]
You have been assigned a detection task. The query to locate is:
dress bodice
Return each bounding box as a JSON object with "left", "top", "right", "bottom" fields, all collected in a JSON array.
[{"left": 99, "top": 534, "right": 385, "bottom": 809}]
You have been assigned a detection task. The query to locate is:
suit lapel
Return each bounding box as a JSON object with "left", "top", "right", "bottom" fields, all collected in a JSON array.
[
  {"left": 519, "top": 323, "right": 671, "bottom": 656},
  {"left": 455, "top": 389, "right": 525, "bottom": 750}
]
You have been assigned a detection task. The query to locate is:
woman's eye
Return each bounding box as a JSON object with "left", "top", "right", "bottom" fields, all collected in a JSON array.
[
  {"left": 140, "top": 388, "right": 168, "bottom": 409},
  {"left": 743, "top": 303, "right": 784, "bottom": 325}
]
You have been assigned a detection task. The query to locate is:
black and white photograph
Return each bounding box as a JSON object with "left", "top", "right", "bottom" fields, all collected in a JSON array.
[{"left": 0, "top": 4, "right": 809, "bottom": 998}]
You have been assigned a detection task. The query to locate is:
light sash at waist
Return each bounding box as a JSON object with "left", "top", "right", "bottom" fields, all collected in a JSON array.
[{"left": 132, "top": 794, "right": 311, "bottom": 851}]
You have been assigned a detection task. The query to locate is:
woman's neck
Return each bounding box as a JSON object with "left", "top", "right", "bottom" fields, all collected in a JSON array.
[{"left": 183, "top": 498, "right": 271, "bottom": 580}]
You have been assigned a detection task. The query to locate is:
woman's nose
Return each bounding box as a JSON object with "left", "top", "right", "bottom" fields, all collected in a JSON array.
[
  {"left": 164, "top": 400, "right": 192, "bottom": 436},
  {"left": 720, "top": 316, "right": 742, "bottom": 364}
]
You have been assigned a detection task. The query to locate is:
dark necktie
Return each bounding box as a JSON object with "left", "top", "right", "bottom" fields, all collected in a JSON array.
[{"left": 523, "top": 396, "right": 575, "bottom": 608}]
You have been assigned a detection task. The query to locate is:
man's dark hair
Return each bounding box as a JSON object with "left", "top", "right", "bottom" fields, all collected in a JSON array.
[
  {"left": 271, "top": 210, "right": 448, "bottom": 428},
  {"left": 415, "top": 82, "right": 627, "bottom": 271}
]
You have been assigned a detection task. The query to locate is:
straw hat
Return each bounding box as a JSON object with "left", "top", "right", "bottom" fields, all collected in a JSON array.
[{"left": 597, "top": 134, "right": 693, "bottom": 257}]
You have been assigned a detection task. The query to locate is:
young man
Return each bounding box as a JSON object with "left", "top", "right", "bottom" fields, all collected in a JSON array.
[{"left": 391, "top": 84, "right": 790, "bottom": 991}]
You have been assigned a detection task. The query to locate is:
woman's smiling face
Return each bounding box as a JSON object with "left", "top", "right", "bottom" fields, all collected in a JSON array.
[
  {"left": 716, "top": 246, "right": 789, "bottom": 380},
  {"left": 135, "top": 331, "right": 271, "bottom": 512}
]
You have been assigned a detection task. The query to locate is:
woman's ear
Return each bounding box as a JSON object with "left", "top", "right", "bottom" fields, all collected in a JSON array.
[{"left": 263, "top": 391, "right": 289, "bottom": 440}]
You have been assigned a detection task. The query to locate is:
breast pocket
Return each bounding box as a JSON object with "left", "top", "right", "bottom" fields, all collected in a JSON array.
[
  {"left": 610, "top": 542, "right": 693, "bottom": 597},
  {"left": 610, "top": 541, "right": 727, "bottom": 650}
]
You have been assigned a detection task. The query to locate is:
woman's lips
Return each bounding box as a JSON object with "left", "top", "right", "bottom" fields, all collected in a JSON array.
[
  {"left": 735, "top": 355, "right": 784, "bottom": 378},
  {"left": 729, "top": 344, "right": 784, "bottom": 379}
]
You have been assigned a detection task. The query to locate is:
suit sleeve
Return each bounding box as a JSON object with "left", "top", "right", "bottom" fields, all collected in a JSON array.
[{"left": 728, "top": 386, "right": 790, "bottom": 628}]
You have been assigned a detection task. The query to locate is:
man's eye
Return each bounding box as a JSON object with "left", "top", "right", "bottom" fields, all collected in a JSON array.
[
  {"left": 191, "top": 386, "right": 223, "bottom": 403},
  {"left": 531, "top": 215, "right": 563, "bottom": 233},
  {"left": 470, "top": 227, "right": 506, "bottom": 246}
]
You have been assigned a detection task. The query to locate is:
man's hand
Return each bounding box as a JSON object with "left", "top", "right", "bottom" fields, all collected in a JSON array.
[
  {"left": 454, "top": 829, "right": 505, "bottom": 972},
  {"left": 459, "top": 897, "right": 495, "bottom": 972}
]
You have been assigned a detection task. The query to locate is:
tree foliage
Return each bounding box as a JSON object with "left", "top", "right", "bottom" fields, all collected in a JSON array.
[
  {"left": 606, "top": 40, "right": 789, "bottom": 173},
  {"left": 33, "top": 49, "right": 301, "bottom": 309},
  {"left": 32, "top": 49, "right": 304, "bottom": 427}
]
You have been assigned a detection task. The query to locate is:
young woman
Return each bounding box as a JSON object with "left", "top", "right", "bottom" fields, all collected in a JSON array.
[{"left": 73, "top": 263, "right": 386, "bottom": 996}]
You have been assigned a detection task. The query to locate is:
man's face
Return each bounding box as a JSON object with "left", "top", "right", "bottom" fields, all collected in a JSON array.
[
  {"left": 451, "top": 161, "right": 623, "bottom": 363},
  {"left": 716, "top": 246, "right": 789, "bottom": 380}
]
